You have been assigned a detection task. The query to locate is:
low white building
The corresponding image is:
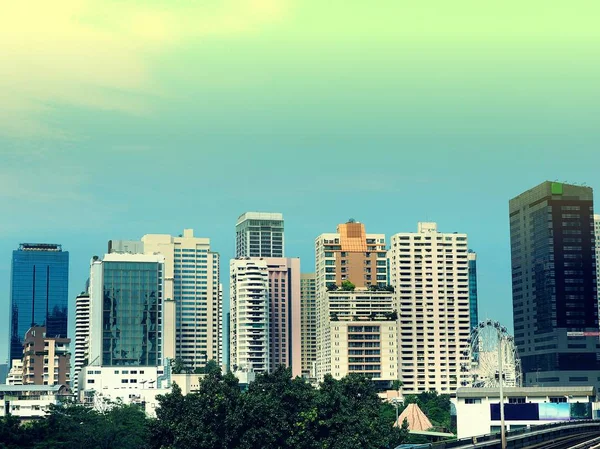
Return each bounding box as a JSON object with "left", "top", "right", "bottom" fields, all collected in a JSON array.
[
  {"left": 79, "top": 366, "right": 172, "bottom": 416},
  {"left": 453, "top": 386, "right": 596, "bottom": 439},
  {"left": 0, "top": 384, "right": 72, "bottom": 420},
  {"left": 6, "top": 360, "right": 23, "bottom": 385}
]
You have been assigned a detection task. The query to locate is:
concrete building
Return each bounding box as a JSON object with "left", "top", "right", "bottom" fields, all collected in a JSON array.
[
  {"left": 235, "top": 212, "right": 284, "bottom": 258},
  {"left": 80, "top": 365, "right": 169, "bottom": 416},
  {"left": 88, "top": 253, "right": 165, "bottom": 368},
  {"left": 509, "top": 182, "right": 600, "bottom": 387},
  {"left": 595, "top": 214, "right": 600, "bottom": 319},
  {"left": 388, "top": 222, "right": 471, "bottom": 394},
  {"left": 108, "top": 230, "right": 222, "bottom": 371},
  {"left": 264, "top": 258, "right": 301, "bottom": 376},
  {"left": 22, "top": 326, "right": 70, "bottom": 386},
  {"left": 107, "top": 240, "right": 144, "bottom": 254},
  {"left": 453, "top": 386, "right": 595, "bottom": 439},
  {"left": 74, "top": 291, "right": 90, "bottom": 393},
  {"left": 300, "top": 273, "right": 317, "bottom": 379},
  {"left": 10, "top": 243, "right": 69, "bottom": 363},
  {"left": 141, "top": 230, "right": 222, "bottom": 370},
  {"left": 0, "top": 385, "right": 72, "bottom": 419},
  {"left": 230, "top": 259, "right": 270, "bottom": 373},
  {"left": 6, "top": 359, "right": 23, "bottom": 385},
  {"left": 315, "top": 220, "right": 397, "bottom": 383}
]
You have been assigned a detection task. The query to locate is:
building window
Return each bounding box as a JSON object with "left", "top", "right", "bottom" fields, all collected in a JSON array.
[{"left": 465, "top": 398, "right": 481, "bottom": 404}]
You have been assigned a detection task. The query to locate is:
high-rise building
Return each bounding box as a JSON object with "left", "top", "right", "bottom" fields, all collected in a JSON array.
[
  {"left": 230, "top": 259, "right": 270, "bottom": 373},
  {"left": 109, "top": 230, "right": 222, "bottom": 371},
  {"left": 468, "top": 251, "right": 479, "bottom": 332},
  {"left": 388, "top": 222, "right": 471, "bottom": 394},
  {"left": 107, "top": 240, "right": 144, "bottom": 254},
  {"left": 595, "top": 214, "right": 600, "bottom": 320},
  {"left": 235, "top": 212, "right": 284, "bottom": 258},
  {"left": 264, "top": 258, "right": 301, "bottom": 376},
  {"left": 0, "top": 364, "right": 8, "bottom": 384},
  {"left": 74, "top": 290, "right": 90, "bottom": 392},
  {"left": 225, "top": 312, "right": 231, "bottom": 372},
  {"left": 315, "top": 220, "right": 397, "bottom": 383},
  {"left": 6, "top": 360, "right": 23, "bottom": 385},
  {"left": 22, "top": 326, "right": 70, "bottom": 386},
  {"left": 509, "top": 181, "right": 600, "bottom": 387},
  {"left": 88, "top": 253, "right": 164, "bottom": 367},
  {"left": 10, "top": 244, "right": 69, "bottom": 363},
  {"left": 300, "top": 273, "right": 317, "bottom": 379}
]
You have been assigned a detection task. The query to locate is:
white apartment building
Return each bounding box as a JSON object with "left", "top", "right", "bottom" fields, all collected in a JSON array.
[
  {"left": 142, "top": 230, "right": 222, "bottom": 369},
  {"left": 6, "top": 359, "right": 24, "bottom": 385},
  {"left": 235, "top": 212, "right": 284, "bottom": 258},
  {"left": 315, "top": 221, "right": 396, "bottom": 382},
  {"left": 74, "top": 291, "right": 90, "bottom": 392},
  {"left": 80, "top": 366, "right": 169, "bottom": 417},
  {"left": 230, "top": 259, "right": 270, "bottom": 373},
  {"left": 0, "top": 385, "right": 72, "bottom": 419},
  {"left": 388, "top": 222, "right": 471, "bottom": 394},
  {"left": 326, "top": 290, "right": 398, "bottom": 381}
]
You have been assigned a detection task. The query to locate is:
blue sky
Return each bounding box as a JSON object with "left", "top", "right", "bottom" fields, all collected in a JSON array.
[{"left": 1, "top": 0, "right": 600, "bottom": 363}]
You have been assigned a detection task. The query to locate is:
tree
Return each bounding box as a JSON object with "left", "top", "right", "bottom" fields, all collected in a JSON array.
[
  {"left": 234, "top": 367, "right": 318, "bottom": 449},
  {"left": 314, "top": 374, "right": 397, "bottom": 449},
  {"left": 32, "top": 401, "right": 150, "bottom": 449},
  {"left": 171, "top": 357, "right": 191, "bottom": 374},
  {"left": 194, "top": 359, "right": 221, "bottom": 375},
  {"left": 0, "top": 415, "right": 32, "bottom": 449},
  {"left": 340, "top": 281, "right": 355, "bottom": 291},
  {"left": 327, "top": 283, "right": 338, "bottom": 291},
  {"left": 151, "top": 366, "right": 241, "bottom": 449}
]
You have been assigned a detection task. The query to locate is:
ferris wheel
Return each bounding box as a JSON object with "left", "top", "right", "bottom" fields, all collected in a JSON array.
[{"left": 460, "top": 319, "right": 522, "bottom": 388}]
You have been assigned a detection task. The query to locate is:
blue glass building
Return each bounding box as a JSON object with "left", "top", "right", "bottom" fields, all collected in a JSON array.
[
  {"left": 468, "top": 250, "right": 479, "bottom": 332},
  {"left": 10, "top": 243, "right": 69, "bottom": 362},
  {"left": 100, "top": 259, "right": 162, "bottom": 366}
]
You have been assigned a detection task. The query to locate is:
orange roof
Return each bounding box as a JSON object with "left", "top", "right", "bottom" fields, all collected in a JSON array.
[
  {"left": 394, "top": 403, "right": 433, "bottom": 431},
  {"left": 338, "top": 222, "right": 367, "bottom": 252}
]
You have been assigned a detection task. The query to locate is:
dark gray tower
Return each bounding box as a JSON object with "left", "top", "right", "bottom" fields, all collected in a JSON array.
[{"left": 509, "top": 181, "right": 599, "bottom": 387}]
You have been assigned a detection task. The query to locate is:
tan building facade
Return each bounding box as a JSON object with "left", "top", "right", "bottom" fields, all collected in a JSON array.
[
  {"left": 315, "top": 221, "right": 397, "bottom": 382},
  {"left": 388, "top": 222, "right": 471, "bottom": 394},
  {"left": 264, "top": 258, "right": 302, "bottom": 376},
  {"left": 300, "top": 273, "right": 317, "bottom": 379},
  {"left": 22, "top": 327, "right": 70, "bottom": 386}
]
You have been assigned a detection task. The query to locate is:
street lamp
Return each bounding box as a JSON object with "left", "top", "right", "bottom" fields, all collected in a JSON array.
[
  {"left": 492, "top": 321, "right": 507, "bottom": 449},
  {"left": 391, "top": 398, "right": 402, "bottom": 425}
]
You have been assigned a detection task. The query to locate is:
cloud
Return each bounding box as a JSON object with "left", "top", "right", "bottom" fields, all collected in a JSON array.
[{"left": 0, "top": 0, "right": 289, "bottom": 139}]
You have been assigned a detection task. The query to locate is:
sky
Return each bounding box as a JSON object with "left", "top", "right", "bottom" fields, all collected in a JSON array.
[{"left": 1, "top": 0, "right": 600, "bottom": 363}]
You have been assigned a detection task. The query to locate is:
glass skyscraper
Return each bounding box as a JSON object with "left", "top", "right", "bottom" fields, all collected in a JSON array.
[
  {"left": 100, "top": 260, "right": 163, "bottom": 366},
  {"left": 468, "top": 251, "right": 479, "bottom": 331},
  {"left": 10, "top": 243, "right": 69, "bottom": 362}
]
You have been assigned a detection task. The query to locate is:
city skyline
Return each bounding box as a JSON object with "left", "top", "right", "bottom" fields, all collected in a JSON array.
[{"left": 1, "top": 182, "right": 600, "bottom": 364}]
